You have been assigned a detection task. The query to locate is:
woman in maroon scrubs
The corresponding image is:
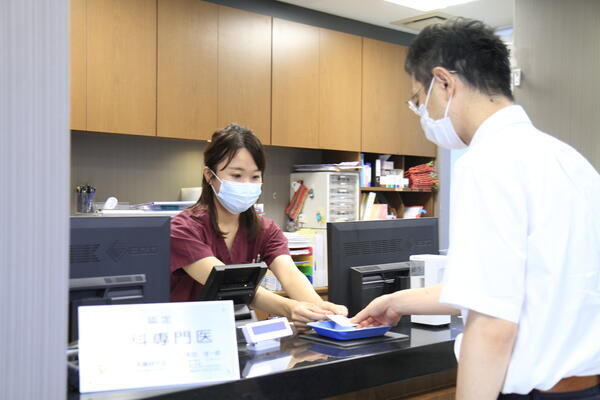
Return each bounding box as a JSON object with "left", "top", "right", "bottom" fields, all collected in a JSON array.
[{"left": 170, "top": 123, "right": 347, "bottom": 329}]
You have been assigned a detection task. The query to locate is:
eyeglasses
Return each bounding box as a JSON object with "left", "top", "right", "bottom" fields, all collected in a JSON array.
[{"left": 407, "top": 86, "right": 424, "bottom": 116}]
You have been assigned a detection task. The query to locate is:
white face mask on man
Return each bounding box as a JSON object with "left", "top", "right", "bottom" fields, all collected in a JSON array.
[
  {"left": 209, "top": 170, "right": 262, "bottom": 214},
  {"left": 410, "top": 77, "right": 468, "bottom": 150}
]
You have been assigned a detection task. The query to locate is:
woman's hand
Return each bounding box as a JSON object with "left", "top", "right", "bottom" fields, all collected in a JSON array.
[
  {"left": 319, "top": 301, "right": 348, "bottom": 317},
  {"left": 287, "top": 301, "right": 329, "bottom": 332},
  {"left": 350, "top": 293, "right": 403, "bottom": 328}
]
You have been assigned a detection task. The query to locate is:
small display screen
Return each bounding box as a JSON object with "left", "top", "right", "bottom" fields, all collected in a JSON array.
[{"left": 252, "top": 320, "right": 286, "bottom": 335}]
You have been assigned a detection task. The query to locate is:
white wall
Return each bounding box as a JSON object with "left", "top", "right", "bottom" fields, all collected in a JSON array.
[
  {"left": 0, "top": 1, "right": 69, "bottom": 399},
  {"left": 514, "top": 0, "right": 600, "bottom": 170},
  {"left": 71, "top": 131, "right": 324, "bottom": 228}
]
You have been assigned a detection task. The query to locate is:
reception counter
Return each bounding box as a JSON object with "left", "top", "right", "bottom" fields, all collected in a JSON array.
[{"left": 69, "top": 316, "right": 462, "bottom": 400}]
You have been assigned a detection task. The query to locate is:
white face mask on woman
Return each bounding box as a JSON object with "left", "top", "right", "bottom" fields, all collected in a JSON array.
[
  {"left": 210, "top": 170, "right": 262, "bottom": 214},
  {"left": 411, "top": 77, "right": 467, "bottom": 150}
]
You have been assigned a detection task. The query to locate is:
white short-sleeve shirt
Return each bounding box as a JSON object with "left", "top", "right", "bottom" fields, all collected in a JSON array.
[{"left": 439, "top": 105, "right": 600, "bottom": 394}]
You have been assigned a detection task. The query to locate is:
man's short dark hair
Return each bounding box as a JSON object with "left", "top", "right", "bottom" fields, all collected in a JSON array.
[{"left": 405, "top": 18, "right": 513, "bottom": 101}]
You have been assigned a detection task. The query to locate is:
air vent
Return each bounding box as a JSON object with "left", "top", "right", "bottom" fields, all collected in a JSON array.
[
  {"left": 70, "top": 244, "right": 100, "bottom": 264},
  {"left": 391, "top": 12, "right": 453, "bottom": 31},
  {"left": 343, "top": 238, "right": 414, "bottom": 256}
]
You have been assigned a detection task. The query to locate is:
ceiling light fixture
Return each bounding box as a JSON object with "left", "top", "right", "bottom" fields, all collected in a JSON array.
[{"left": 383, "top": 0, "right": 477, "bottom": 12}]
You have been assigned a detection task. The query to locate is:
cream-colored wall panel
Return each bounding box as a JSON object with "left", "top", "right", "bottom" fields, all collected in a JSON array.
[
  {"left": 1, "top": 1, "right": 69, "bottom": 398},
  {"left": 514, "top": 0, "right": 600, "bottom": 169}
]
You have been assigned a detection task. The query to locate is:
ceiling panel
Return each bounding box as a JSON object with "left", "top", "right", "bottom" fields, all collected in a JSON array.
[{"left": 276, "top": 0, "right": 513, "bottom": 33}]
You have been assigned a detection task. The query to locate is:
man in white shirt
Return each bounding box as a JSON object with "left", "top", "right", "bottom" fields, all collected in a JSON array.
[{"left": 352, "top": 18, "right": 600, "bottom": 400}]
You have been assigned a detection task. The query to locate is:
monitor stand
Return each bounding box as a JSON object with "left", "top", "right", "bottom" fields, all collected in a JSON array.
[
  {"left": 234, "top": 304, "right": 258, "bottom": 343},
  {"left": 234, "top": 304, "right": 254, "bottom": 322}
]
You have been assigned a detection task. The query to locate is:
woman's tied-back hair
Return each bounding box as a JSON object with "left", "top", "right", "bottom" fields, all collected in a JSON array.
[
  {"left": 191, "top": 123, "right": 266, "bottom": 240},
  {"left": 405, "top": 18, "right": 513, "bottom": 101}
]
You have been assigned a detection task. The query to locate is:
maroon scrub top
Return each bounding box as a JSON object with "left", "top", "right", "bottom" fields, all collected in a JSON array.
[{"left": 170, "top": 207, "right": 290, "bottom": 302}]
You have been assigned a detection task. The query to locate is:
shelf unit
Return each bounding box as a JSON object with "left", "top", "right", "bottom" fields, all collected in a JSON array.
[
  {"left": 360, "top": 187, "right": 435, "bottom": 193},
  {"left": 322, "top": 151, "right": 438, "bottom": 219}
]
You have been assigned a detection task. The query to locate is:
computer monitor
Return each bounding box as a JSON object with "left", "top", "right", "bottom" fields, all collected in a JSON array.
[
  {"left": 69, "top": 216, "right": 171, "bottom": 342},
  {"left": 327, "top": 218, "right": 439, "bottom": 315},
  {"left": 199, "top": 263, "right": 268, "bottom": 321}
]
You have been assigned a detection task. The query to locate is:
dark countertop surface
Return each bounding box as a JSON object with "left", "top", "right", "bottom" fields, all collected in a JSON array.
[{"left": 69, "top": 316, "right": 462, "bottom": 400}]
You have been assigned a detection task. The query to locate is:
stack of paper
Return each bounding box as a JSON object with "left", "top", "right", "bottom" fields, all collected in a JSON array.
[
  {"left": 293, "top": 161, "right": 361, "bottom": 172},
  {"left": 283, "top": 232, "right": 312, "bottom": 249}
]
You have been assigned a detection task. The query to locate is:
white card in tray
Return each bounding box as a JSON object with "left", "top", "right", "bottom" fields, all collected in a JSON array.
[{"left": 326, "top": 314, "right": 358, "bottom": 328}]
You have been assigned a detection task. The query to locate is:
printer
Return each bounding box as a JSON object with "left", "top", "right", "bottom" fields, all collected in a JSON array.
[
  {"left": 409, "top": 254, "right": 450, "bottom": 326},
  {"left": 349, "top": 255, "right": 450, "bottom": 326}
]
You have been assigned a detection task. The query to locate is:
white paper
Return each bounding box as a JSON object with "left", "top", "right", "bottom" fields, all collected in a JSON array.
[{"left": 78, "top": 301, "right": 240, "bottom": 393}]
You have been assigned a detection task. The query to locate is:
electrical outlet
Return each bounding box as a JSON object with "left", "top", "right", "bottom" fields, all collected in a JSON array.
[{"left": 512, "top": 68, "right": 522, "bottom": 87}]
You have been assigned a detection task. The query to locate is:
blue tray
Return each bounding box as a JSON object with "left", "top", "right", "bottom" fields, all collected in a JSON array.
[{"left": 307, "top": 320, "right": 392, "bottom": 341}]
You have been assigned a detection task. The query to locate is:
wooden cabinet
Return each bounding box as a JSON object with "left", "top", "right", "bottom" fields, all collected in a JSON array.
[
  {"left": 71, "top": 1, "right": 433, "bottom": 157},
  {"left": 362, "top": 38, "right": 436, "bottom": 157},
  {"left": 272, "top": 20, "right": 362, "bottom": 151},
  {"left": 319, "top": 29, "right": 362, "bottom": 152},
  {"left": 158, "top": 2, "right": 272, "bottom": 142},
  {"left": 70, "top": 0, "right": 86, "bottom": 131},
  {"left": 86, "top": 0, "right": 157, "bottom": 136},
  {"left": 157, "top": 0, "right": 218, "bottom": 140},
  {"left": 272, "top": 18, "right": 320, "bottom": 148},
  {"left": 362, "top": 38, "right": 404, "bottom": 155},
  {"left": 397, "top": 46, "right": 436, "bottom": 157},
  {"left": 218, "top": 6, "right": 272, "bottom": 144}
]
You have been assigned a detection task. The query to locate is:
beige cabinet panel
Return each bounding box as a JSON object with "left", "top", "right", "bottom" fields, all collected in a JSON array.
[
  {"left": 218, "top": 6, "right": 272, "bottom": 144},
  {"left": 362, "top": 38, "right": 436, "bottom": 156},
  {"left": 70, "top": 0, "right": 86, "bottom": 130},
  {"left": 86, "top": 0, "right": 157, "bottom": 136},
  {"left": 319, "top": 28, "right": 362, "bottom": 152},
  {"left": 362, "top": 38, "right": 404, "bottom": 154},
  {"left": 272, "top": 18, "right": 319, "bottom": 149},
  {"left": 397, "top": 47, "right": 436, "bottom": 157},
  {"left": 157, "top": 0, "right": 218, "bottom": 140}
]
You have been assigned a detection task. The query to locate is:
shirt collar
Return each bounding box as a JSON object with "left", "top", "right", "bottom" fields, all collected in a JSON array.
[{"left": 468, "top": 105, "right": 531, "bottom": 148}]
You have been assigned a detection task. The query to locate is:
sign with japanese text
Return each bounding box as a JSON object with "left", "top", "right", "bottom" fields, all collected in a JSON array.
[{"left": 77, "top": 301, "right": 239, "bottom": 393}]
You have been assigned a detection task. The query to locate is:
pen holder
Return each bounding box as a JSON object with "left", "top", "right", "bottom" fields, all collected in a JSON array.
[{"left": 76, "top": 189, "right": 95, "bottom": 213}]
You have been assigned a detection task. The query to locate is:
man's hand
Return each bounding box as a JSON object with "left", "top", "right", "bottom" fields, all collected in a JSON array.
[{"left": 350, "top": 293, "right": 403, "bottom": 328}]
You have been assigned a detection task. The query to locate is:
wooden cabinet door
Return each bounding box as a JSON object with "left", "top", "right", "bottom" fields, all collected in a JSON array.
[
  {"left": 70, "top": 0, "right": 86, "bottom": 131},
  {"left": 272, "top": 18, "right": 319, "bottom": 149},
  {"left": 319, "top": 28, "right": 362, "bottom": 152},
  {"left": 157, "top": 0, "right": 218, "bottom": 140},
  {"left": 86, "top": 0, "right": 156, "bottom": 136},
  {"left": 397, "top": 46, "right": 436, "bottom": 157},
  {"left": 362, "top": 39, "right": 436, "bottom": 156},
  {"left": 362, "top": 38, "right": 404, "bottom": 154},
  {"left": 218, "top": 6, "right": 272, "bottom": 144}
]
